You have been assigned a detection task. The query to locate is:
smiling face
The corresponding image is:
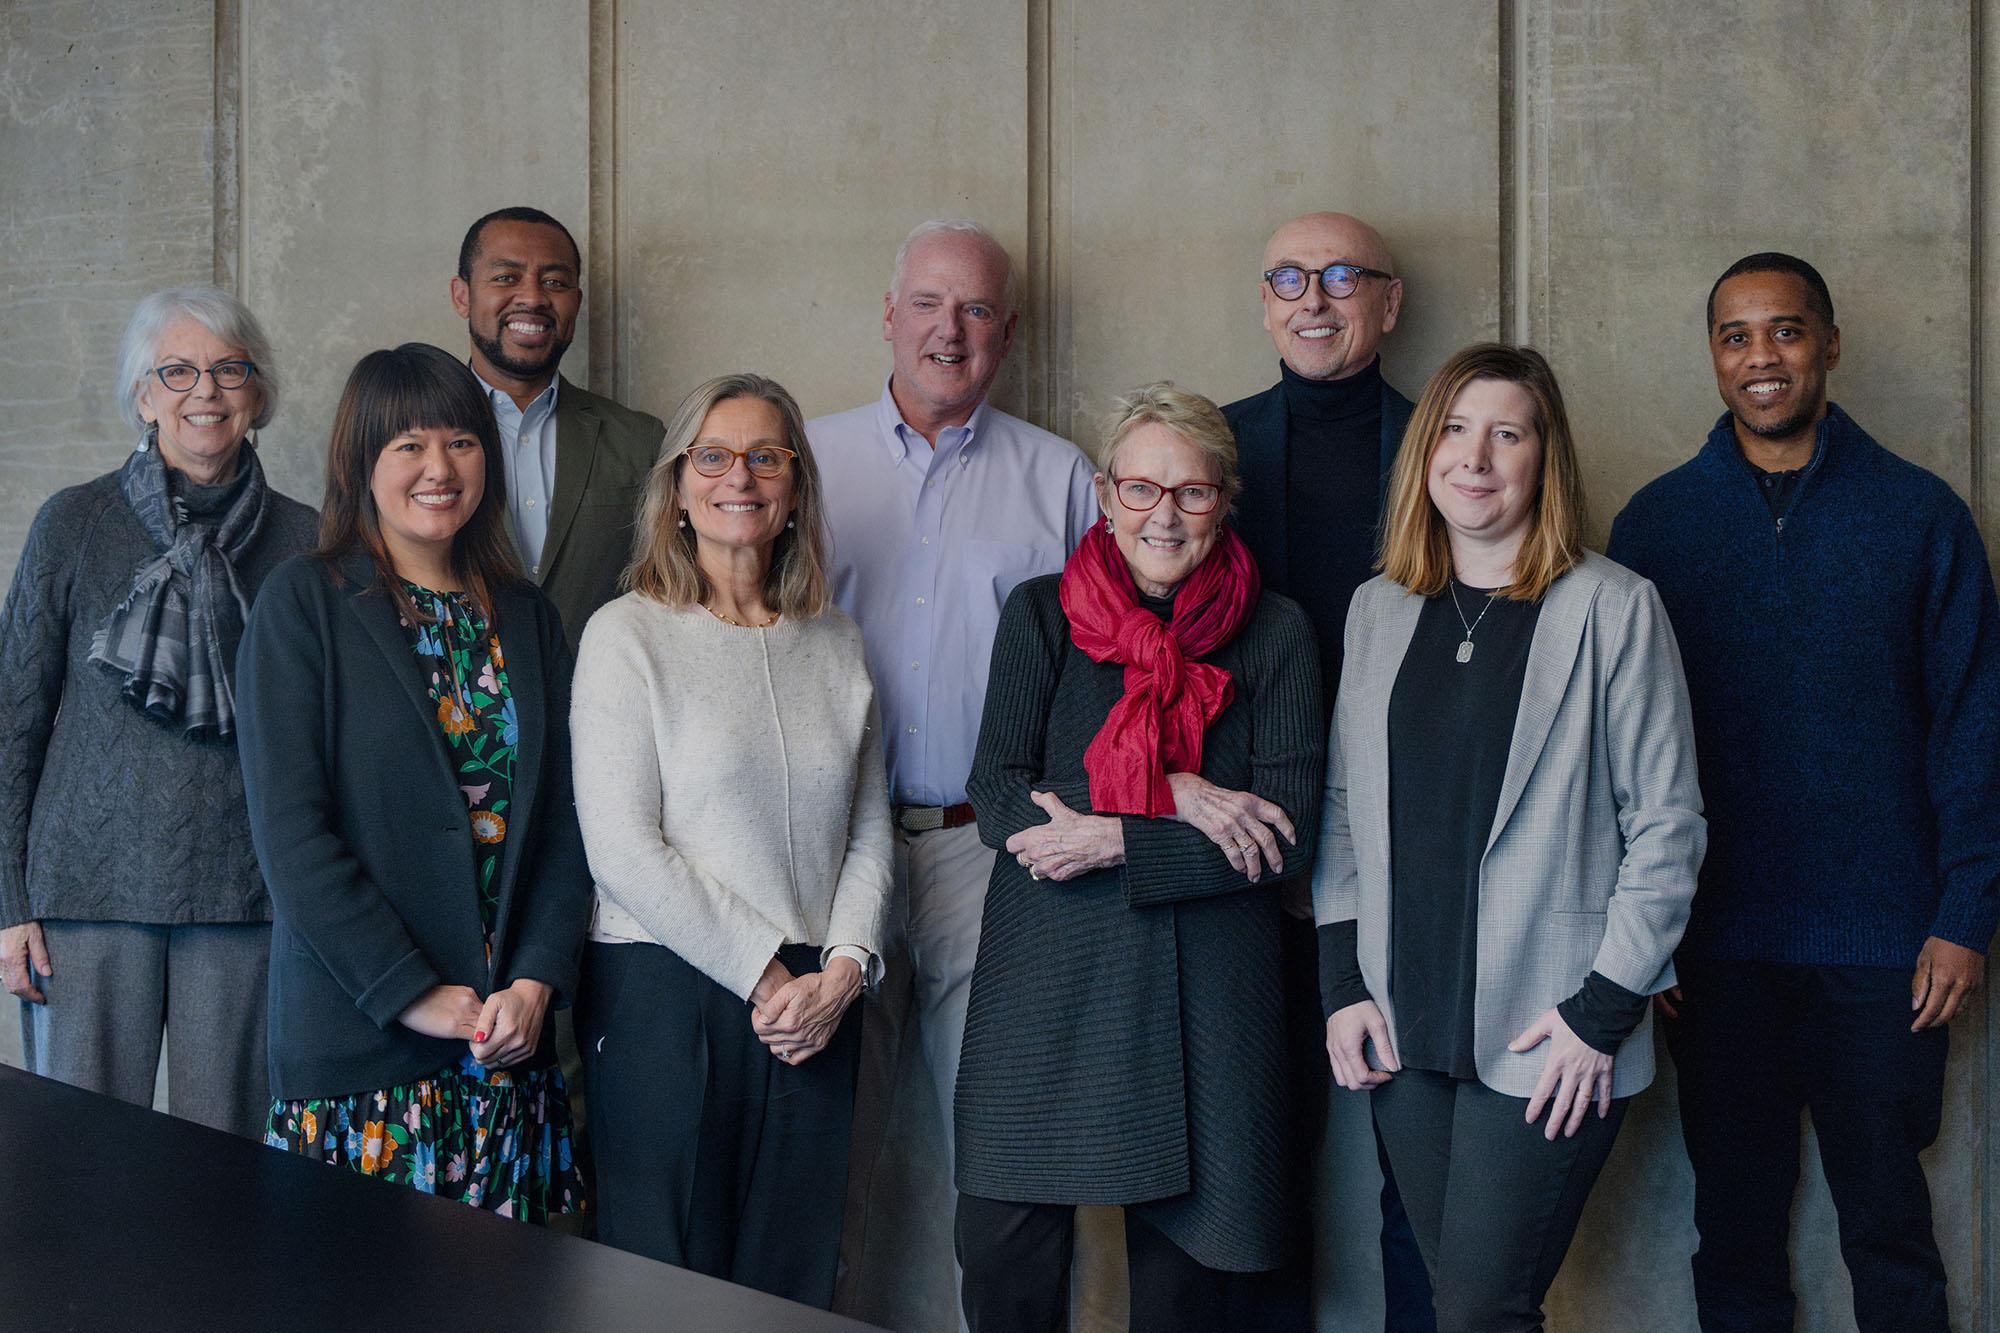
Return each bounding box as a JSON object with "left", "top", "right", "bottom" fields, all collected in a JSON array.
[
  {"left": 450, "top": 219, "right": 582, "bottom": 394},
  {"left": 882, "top": 230, "right": 1018, "bottom": 438},
  {"left": 1426, "top": 377, "right": 1545, "bottom": 573},
  {"left": 1709, "top": 269, "right": 1840, "bottom": 458},
  {"left": 676, "top": 396, "right": 797, "bottom": 565},
  {"left": 369, "top": 424, "right": 487, "bottom": 582},
  {"left": 1258, "top": 212, "right": 1403, "bottom": 382},
  {"left": 138, "top": 317, "right": 261, "bottom": 478},
  {"left": 1099, "top": 422, "right": 1226, "bottom": 599}
]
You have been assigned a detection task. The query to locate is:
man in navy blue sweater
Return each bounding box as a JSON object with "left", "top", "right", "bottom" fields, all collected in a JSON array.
[{"left": 1609, "top": 253, "right": 2000, "bottom": 1333}]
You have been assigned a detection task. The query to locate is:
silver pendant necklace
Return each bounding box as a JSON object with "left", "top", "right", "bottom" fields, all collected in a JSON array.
[{"left": 1446, "top": 579, "right": 1498, "bottom": 663}]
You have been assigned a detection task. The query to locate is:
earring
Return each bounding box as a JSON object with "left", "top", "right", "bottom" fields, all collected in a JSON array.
[
  {"left": 1103, "top": 516, "right": 1114, "bottom": 534},
  {"left": 677, "top": 516, "right": 688, "bottom": 529},
  {"left": 786, "top": 518, "right": 795, "bottom": 529}
]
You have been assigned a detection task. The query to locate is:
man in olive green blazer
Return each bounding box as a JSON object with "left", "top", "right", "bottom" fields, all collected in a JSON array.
[
  {"left": 451, "top": 206, "right": 665, "bottom": 641},
  {"left": 451, "top": 206, "right": 664, "bottom": 1223}
]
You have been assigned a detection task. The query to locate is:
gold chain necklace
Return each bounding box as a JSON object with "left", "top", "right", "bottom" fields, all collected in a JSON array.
[{"left": 702, "top": 601, "right": 779, "bottom": 628}]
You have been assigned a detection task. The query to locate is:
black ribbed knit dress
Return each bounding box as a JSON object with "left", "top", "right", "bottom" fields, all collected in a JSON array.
[{"left": 955, "top": 572, "right": 1324, "bottom": 1272}]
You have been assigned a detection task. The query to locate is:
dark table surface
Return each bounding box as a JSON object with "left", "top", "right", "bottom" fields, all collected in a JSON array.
[{"left": 0, "top": 1063, "right": 885, "bottom": 1332}]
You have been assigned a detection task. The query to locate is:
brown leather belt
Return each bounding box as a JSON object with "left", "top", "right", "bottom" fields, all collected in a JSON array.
[{"left": 895, "top": 802, "right": 977, "bottom": 834}]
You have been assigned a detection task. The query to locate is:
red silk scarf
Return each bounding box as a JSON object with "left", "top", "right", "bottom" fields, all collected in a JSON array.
[{"left": 1058, "top": 522, "right": 1261, "bottom": 818}]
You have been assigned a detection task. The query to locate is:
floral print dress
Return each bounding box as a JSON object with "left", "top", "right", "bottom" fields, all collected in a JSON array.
[{"left": 266, "top": 584, "right": 585, "bottom": 1222}]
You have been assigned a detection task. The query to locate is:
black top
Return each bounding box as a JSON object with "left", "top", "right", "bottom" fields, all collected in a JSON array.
[
  {"left": 1318, "top": 583, "right": 1649, "bottom": 1058},
  {"left": 1281, "top": 359, "right": 1387, "bottom": 711},
  {"left": 236, "top": 554, "right": 593, "bottom": 1100},
  {"left": 1750, "top": 463, "right": 1803, "bottom": 517},
  {"left": 958, "top": 574, "right": 1324, "bottom": 1272},
  {"left": 1387, "top": 583, "right": 1541, "bottom": 1076}
]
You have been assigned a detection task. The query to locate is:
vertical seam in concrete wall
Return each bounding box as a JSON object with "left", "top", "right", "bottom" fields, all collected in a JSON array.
[
  {"left": 1027, "top": 0, "right": 1051, "bottom": 432},
  {"left": 588, "top": 0, "right": 618, "bottom": 401},
  {"left": 1039, "top": 0, "right": 1075, "bottom": 448},
  {"left": 212, "top": 0, "right": 243, "bottom": 291},
  {"left": 1526, "top": 0, "right": 1550, "bottom": 350},
  {"left": 1497, "top": 0, "right": 1517, "bottom": 343},
  {"left": 236, "top": 0, "right": 254, "bottom": 300}
]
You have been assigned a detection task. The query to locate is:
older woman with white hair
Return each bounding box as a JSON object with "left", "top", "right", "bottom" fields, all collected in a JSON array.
[
  {"left": 0, "top": 284, "right": 317, "bottom": 1137},
  {"left": 572, "top": 371, "right": 892, "bottom": 1308},
  {"left": 953, "top": 383, "right": 1325, "bottom": 1331}
]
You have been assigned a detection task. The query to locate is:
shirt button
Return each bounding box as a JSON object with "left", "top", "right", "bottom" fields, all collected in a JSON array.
[
  {"left": 920, "top": 536, "right": 930, "bottom": 545},
  {"left": 906, "top": 725, "right": 918, "bottom": 734},
  {"left": 530, "top": 564, "right": 540, "bottom": 577},
  {"left": 915, "top": 597, "right": 926, "bottom": 606},
  {"left": 911, "top": 661, "right": 921, "bottom": 670},
  {"left": 525, "top": 498, "right": 537, "bottom": 508}
]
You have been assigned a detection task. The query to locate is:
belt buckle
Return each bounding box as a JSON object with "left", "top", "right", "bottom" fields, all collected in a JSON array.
[{"left": 897, "top": 804, "right": 945, "bottom": 834}]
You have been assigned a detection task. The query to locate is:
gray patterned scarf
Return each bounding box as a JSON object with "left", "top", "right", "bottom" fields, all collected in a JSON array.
[{"left": 88, "top": 429, "right": 270, "bottom": 739}]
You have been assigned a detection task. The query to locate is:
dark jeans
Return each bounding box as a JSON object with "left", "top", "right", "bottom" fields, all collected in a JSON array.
[
  {"left": 1666, "top": 959, "right": 1950, "bottom": 1333},
  {"left": 1272, "top": 915, "right": 1436, "bottom": 1333},
  {"left": 579, "top": 940, "right": 862, "bottom": 1309},
  {"left": 1372, "top": 1069, "right": 1627, "bottom": 1333},
  {"left": 1377, "top": 1119, "right": 1439, "bottom": 1332},
  {"left": 957, "top": 1193, "right": 1285, "bottom": 1333}
]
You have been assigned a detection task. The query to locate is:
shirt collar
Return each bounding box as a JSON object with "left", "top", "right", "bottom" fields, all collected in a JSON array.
[
  {"left": 471, "top": 367, "right": 561, "bottom": 419},
  {"left": 873, "top": 376, "right": 991, "bottom": 467}
]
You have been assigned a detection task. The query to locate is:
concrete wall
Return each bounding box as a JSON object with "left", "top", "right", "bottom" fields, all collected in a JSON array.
[{"left": 1, "top": 2, "right": 1993, "bottom": 1328}]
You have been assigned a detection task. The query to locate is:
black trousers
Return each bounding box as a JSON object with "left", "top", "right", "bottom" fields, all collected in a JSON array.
[
  {"left": 957, "top": 1194, "right": 1286, "bottom": 1333},
  {"left": 1372, "top": 1068, "right": 1627, "bottom": 1333},
  {"left": 578, "top": 940, "right": 863, "bottom": 1309},
  {"left": 1666, "top": 959, "right": 1950, "bottom": 1333}
]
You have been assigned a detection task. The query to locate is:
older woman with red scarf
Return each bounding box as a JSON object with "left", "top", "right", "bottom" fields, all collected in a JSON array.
[{"left": 953, "top": 383, "right": 1326, "bottom": 1332}]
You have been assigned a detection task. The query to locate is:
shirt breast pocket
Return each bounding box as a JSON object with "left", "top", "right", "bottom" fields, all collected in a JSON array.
[{"left": 963, "top": 538, "right": 1061, "bottom": 605}]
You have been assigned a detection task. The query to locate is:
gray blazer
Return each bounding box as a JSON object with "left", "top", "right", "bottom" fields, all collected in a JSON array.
[{"left": 1313, "top": 551, "right": 1705, "bottom": 1099}]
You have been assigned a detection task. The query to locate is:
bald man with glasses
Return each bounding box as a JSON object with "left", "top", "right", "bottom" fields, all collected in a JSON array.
[{"left": 1221, "top": 210, "right": 1435, "bottom": 1333}]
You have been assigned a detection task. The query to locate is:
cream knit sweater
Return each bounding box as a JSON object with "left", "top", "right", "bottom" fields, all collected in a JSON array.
[{"left": 571, "top": 593, "right": 893, "bottom": 1001}]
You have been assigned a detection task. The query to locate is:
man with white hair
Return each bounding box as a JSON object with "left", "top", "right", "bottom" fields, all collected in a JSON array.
[{"left": 810, "top": 219, "right": 1097, "bottom": 1317}]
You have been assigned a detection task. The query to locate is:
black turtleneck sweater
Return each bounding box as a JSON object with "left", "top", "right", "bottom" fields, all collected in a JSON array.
[{"left": 1279, "top": 358, "right": 1385, "bottom": 713}]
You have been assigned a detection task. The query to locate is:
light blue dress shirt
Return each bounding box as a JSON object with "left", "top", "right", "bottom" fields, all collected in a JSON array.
[
  {"left": 809, "top": 381, "right": 1100, "bottom": 808},
  {"left": 474, "top": 370, "right": 560, "bottom": 577}
]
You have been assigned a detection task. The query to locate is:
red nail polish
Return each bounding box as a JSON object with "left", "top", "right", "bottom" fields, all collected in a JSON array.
[{"left": 474, "top": 1030, "right": 487, "bottom": 1042}]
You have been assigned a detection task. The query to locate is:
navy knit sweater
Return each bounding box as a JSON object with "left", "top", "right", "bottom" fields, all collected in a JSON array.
[{"left": 1608, "top": 405, "right": 2000, "bottom": 966}]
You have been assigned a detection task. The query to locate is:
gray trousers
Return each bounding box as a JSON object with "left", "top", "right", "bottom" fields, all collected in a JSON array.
[
  {"left": 837, "top": 822, "right": 992, "bottom": 1329},
  {"left": 18, "top": 919, "right": 271, "bottom": 1140}
]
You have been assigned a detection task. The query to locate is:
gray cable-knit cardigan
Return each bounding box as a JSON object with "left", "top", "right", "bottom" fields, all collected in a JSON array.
[{"left": 0, "top": 467, "right": 317, "bottom": 928}]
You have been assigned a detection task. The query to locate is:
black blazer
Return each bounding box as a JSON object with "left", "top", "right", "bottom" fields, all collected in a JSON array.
[
  {"left": 1221, "top": 371, "right": 1415, "bottom": 592},
  {"left": 237, "top": 553, "right": 592, "bottom": 1101}
]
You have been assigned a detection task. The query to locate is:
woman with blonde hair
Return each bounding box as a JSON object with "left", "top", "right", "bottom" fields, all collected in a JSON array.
[
  {"left": 1316, "top": 343, "right": 1704, "bottom": 1332},
  {"left": 570, "top": 372, "right": 892, "bottom": 1308}
]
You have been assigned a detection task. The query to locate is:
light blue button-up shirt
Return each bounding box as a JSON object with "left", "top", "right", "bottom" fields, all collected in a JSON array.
[
  {"left": 474, "top": 370, "right": 560, "bottom": 577},
  {"left": 809, "top": 381, "right": 1100, "bottom": 807}
]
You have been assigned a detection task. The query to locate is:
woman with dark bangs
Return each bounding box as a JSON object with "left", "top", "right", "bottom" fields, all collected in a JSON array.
[{"left": 237, "top": 342, "right": 591, "bottom": 1221}]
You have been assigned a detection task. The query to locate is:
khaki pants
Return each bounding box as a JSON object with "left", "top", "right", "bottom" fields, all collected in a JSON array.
[{"left": 835, "top": 823, "right": 1128, "bottom": 1332}]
